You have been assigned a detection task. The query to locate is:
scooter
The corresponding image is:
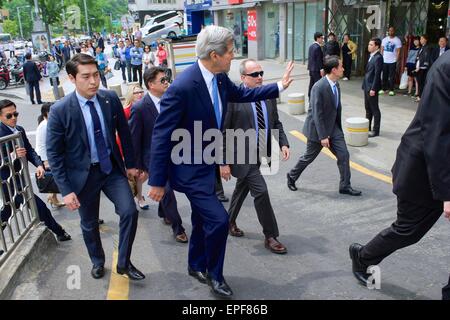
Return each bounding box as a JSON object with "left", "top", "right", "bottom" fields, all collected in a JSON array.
[{"left": 0, "top": 60, "right": 25, "bottom": 90}]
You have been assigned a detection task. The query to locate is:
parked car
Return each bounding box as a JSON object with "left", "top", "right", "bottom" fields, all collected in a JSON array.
[
  {"left": 141, "top": 23, "right": 182, "bottom": 46},
  {"left": 140, "top": 11, "right": 183, "bottom": 35}
]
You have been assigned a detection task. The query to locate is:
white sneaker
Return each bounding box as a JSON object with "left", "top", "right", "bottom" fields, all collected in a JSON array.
[{"left": 342, "top": 77, "right": 348, "bottom": 81}]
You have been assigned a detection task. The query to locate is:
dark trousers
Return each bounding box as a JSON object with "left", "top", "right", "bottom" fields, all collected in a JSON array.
[
  {"left": 443, "top": 275, "right": 450, "bottom": 300},
  {"left": 343, "top": 54, "right": 352, "bottom": 79},
  {"left": 28, "top": 81, "right": 42, "bottom": 104},
  {"left": 228, "top": 164, "right": 279, "bottom": 239},
  {"left": 99, "top": 70, "right": 107, "bottom": 89},
  {"left": 308, "top": 71, "right": 321, "bottom": 99},
  {"left": 126, "top": 60, "right": 132, "bottom": 83},
  {"left": 215, "top": 165, "right": 225, "bottom": 198},
  {"left": 364, "top": 89, "right": 381, "bottom": 133},
  {"left": 416, "top": 69, "right": 428, "bottom": 98},
  {"left": 157, "top": 183, "right": 185, "bottom": 236},
  {"left": 1, "top": 193, "right": 64, "bottom": 237},
  {"left": 288, "top": 129, "right": 351, "bottom": 190},
  {"left": 77, "top": 164, "right": 138, "bottom": 268},
  {"left": 186, "top": 188, "right": 229, "bottom": 282},
  {"left": 359, "top": 197, "right": 442, "bottom": 267},
  {"left": 382, "top": 62, "right": 397, "bottom": 91},
  {"left": 120, "top": 61, "right": 127, "bottom": 81},
  {"left": 132, "top": 64, "right": 143, "bottom": 87}
]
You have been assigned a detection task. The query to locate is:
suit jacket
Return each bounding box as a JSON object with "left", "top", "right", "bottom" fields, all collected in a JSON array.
[
  {"left": 46, "top": 90, "right": 135, "bottom": 197},
  {"left": 0, "top": 123, "right": 43, "bottom": 186},
  {"left": 303, "top": 76, "right": 342, "bottom": 142},
  {"left": 392, "top": 50, "right": 450, "bottom": 208},
  {"left": 432, "top": 46, "right": 450, "bottom": 63},
  {"left": 307, "top": 43, "right": 324, "bottom": 74},
  {"left": 128, "top": 93, "right": 159, "bottom": 172},
  {"left": 223, "top": 98, "right": 289, "bottom": 178},
  {"left": 416, "top": 44, "right": 433, "bottom": 69},
  {"left": 362, "top": 52, "right": 383, "bottom": 92},
  {"left": 324, "top": 40, "right": 340, "bottom": 57},
  {"left": 148, "top": 61, "right": 279, "bottom": 194},
  {"left": 23, "top": 60, "right": 42, "bottom": 82}
]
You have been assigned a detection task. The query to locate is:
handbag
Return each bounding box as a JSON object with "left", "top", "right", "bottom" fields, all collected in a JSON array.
[
  {"left": 36, "top": 171, "right": 60, "bottom": 194},
  {"left": 399, "top": 70, "right": 408, "bottom": 90},
  {"left": 105, "top": 70, "right": 114, "bottom": 80},
  {"left": 114, "top": 60, "right": 121, "bottom": 70}
]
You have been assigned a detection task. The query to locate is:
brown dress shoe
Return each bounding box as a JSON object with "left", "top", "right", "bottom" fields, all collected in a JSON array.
[
  {"left": 229, "top": 222, "right": 244, "bottom": 237},
  {"left": 175, "top": 232, "right": 188, "bottom": 243},
  {"left": 265, "top": 237, "right": 287, "bottom": 254}
]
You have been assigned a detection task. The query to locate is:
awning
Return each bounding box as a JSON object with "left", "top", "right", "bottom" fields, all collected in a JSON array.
[{"left": 211, "top": 2, "right": 259, "bottom": 11}]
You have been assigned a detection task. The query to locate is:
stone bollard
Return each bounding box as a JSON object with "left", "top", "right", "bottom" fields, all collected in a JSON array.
[
  {"left": 109, "top": 84, "right": 122, "bottom": 98},
  {"left": 287, "top": 93, "right": 305, "bottom": 115},
  {"left": 57, "top": 85, "right": 65, "bottom": 99},
  {"left": 345, "top": 117, "right": 369, "bottom": 147}
]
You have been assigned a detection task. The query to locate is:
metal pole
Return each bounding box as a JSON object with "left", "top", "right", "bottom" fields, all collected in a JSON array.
[
  {"left": 17, "top": 7, "right": 24, "bottom": 39},
  {"left": 83, "top": 0, "right": 90, "bottom": 36},
  {"left": 110, "top": 13, "right": 113, "bottom": 33},
  {"left": 61, "top": 0, "right": 67, "bottom": 37}
]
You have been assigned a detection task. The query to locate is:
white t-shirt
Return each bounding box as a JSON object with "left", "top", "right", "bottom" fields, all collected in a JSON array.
[{"left": 381, "top": 36, "right": 402, "bottom": 63}]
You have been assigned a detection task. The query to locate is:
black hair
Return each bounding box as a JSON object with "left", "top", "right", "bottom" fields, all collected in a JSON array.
[
  {"left": 66, "top": 53, "right": 98, "bottom": 78},
  {"left": 0, "top": 99, "right": 16, "bottom": 113},
  {"left": 38, "top": 102, "right": 53, "bottom": 124},
  {"left": 421, "top": 34, "right": 429, "bottom": 42},
  {"left": 323, "top": 55, "right": 340, "bottom": 74},
  {"left": 328, "top": 32, "right": 336, "bottom": 37},
  {"left": 370, "top": 38, "right": 382, "bottom": 49},
  {"left": 314, "top": 32, "right": 324, "bottom": 41},
  {"left": 143, "top": 66, "right": 167, "bottom": 90},
  {"left": 25, "top": 53, "right": 32, "bottom": 60}
]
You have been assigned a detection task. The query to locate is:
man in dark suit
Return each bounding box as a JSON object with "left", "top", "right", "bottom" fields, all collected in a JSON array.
[
  {"left": 350, "top": 51, "right": 450, "bottom": 301},
  {"left": 128, "top": 66, "right": 188, "bottom": 243},
  {"left": 23, "top": 53, "right": 42, "bottom": 105},
  {"left": 363, "top": 38, "right": 383, "bottom": 137},
  {"left": 148, "top": 26, "right": 294, "bottom": 298},
  {"left": 432, "top": 36, "right": 449, "bottom": 63},
  {"left": 222, "top": 59, "right": 290, "bottom": 254},
  {"left": 46, "top": 54, "right": 144, "bottom": 281},
  {"left": 287, "top": 55, "right": 361, "bottom": 197},
  {"left": 323, "top": 32, "right": 340, "bottom": 57},
  {"left": 0, "top": 99, "right": 71, "bottom": 241},
  {"left": 307, "top": 32, "right": 325, "bottom": 99}
]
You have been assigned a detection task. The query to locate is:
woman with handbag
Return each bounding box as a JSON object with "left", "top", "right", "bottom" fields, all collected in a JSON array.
[
  {"left": 47, "top": 55, "right": 60, "bottom": 100},
  {"left": 36, "top": 103, "right": 65, "bottom": 208}
]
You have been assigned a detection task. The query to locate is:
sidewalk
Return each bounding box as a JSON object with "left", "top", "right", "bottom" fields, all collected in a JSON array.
[{"left": 228, "top": 59, "right": 418, "bottom": 174}]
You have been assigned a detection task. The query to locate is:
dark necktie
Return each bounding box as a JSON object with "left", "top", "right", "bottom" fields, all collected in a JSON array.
[
  {"left": 255, "top": 101, "right": 267, "bottom": 157},
  {"left": 212, "top": 75, "right": 221, "bottom": 128},
  {"left": 86, "top": 101, "right": 112, "bottom": 174}
]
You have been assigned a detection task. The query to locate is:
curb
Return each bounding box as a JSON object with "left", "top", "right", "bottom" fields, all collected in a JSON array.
[{"left": 0, "top": 224, "right": 57, "bottom": 300}]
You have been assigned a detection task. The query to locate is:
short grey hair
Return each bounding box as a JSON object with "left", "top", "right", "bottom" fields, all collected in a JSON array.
[
  {"left": 239, "top": 59, "right": 256, "bottom": 75},
  {"left": 196, "top": 25, "right": 234, "bottom": 60}
]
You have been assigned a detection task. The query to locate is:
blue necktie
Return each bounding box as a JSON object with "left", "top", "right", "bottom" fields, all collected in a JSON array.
[
  {"left": 332, "top": 84, "right": 339, "bottom": 109},
  {"left": 212, "top": 75, "right": 221, "bottom": 128},
  {"left": 87, "top": 101, "right": 112, "bottom": 175}
]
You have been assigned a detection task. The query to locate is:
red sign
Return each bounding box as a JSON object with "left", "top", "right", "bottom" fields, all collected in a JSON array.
[
  {"left": 247, "top": 10, "right": 257, "bottom": 41},
  {"left": 228, "top": 0, "right": 243, "bottom": 4}
]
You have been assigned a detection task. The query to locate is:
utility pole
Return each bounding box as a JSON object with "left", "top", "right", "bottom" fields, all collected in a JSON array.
[
  {"left": 83, "top": 0, "right": 90, "bottom": 36},
  {"left": 17, "top": 7, "right": 23, "bottom": 39}
]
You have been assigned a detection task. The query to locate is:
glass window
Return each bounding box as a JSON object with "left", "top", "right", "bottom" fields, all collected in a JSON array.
[{"left": 264, "top": 3, "right": 280, "bottom": 59}]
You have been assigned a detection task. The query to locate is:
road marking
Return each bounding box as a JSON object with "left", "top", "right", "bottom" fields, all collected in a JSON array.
[
  {"left": 289, "top": 130, "right": 393, "bottom": 184},
  {"left": 106, "top": 249, "right": 129, "bottom": 300}
]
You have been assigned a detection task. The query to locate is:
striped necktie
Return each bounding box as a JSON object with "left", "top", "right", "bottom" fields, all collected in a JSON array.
[{"left": 255, "top": 101, "right": 267, "bottom": 157}]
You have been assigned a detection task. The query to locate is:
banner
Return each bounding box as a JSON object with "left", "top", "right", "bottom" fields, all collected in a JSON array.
[{"left": 247, "top": 10, "right": 257, "bottom": 41}]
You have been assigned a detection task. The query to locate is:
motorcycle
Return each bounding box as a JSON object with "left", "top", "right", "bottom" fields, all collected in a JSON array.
[{"left": 0, "top": 60, "right": 25, "bottom": 90}]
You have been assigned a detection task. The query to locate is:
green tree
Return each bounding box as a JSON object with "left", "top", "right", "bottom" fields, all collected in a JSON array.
[
  {"left": 29, "top": 0, "right": 63, "bottom": 40},
  {"left": 3, "top": 0, "right": 34, "bottom": 39},
  {"left": 3, "top": 19, "right": 18, "bottom": 37}
]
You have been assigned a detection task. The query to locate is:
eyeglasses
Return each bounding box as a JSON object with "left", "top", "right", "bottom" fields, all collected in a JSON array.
[
  {"left": 159, "top": 76, "right": 170, "bottom": 84},
  {"left": 5, "top": 112, "right": 19, "bottom": 119},
  {"left": 133, "top": 91, "right": 144, "bottom": 95},
  {"left": 244, "top": 71, "right": 264, "bottom": 78}
]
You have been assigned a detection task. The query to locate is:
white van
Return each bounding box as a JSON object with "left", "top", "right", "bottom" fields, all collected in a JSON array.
[
  {"left": 141, "top": 23, "right": 182, "bottom": 46},
  {"left": 140, "top": 11, "right": 183, "bottom": 35}
]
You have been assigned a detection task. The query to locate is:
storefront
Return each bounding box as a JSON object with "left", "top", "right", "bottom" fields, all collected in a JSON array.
[
  {"left": 185, "top": 0, "right": 214, "bottom": 35},
  {"left": 263, "top": 2, "right": 280, "bottom": 59}
]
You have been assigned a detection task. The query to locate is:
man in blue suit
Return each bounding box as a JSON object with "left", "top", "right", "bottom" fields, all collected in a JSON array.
[
  {"left": 128, "top": 66, "right": 188, "bottom": 243},
  {"left": 307, "top": 32, "right": 325, "bottom": 100},
  {"left": 46, "top": 54, "right": 144, "bottom": 281},
  {"left": 148, "top": 25, "right": 294, "bottom": 298},
  {"left": 0, "top": 99, "right": 70, "bottom": 241}
]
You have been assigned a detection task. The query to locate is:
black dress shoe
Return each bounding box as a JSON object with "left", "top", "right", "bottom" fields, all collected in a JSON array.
[
  {"left": 91, "top": 265, "right": 105, "bottom": 279},
  {"left": 116, "top": 263, "right": 145, "bottom": 281},
  {"left": 349, "top": 243, "right": 370, "bottom": 286},
  {"left": 57, "top": 231, "right": 72, "bottom": 242},
  {"left": 217, "top": 194, "right": 229, "bottom": 202},
  {"left": 188, "top": 266, "right": 208, "bottom": 284},
  {"left": 287, "top": 173, "right": 297, "bottom": 191},
  {"left": 339, "top": 187, "right": 362, "bottom": 196},
  {"left": 98, "top": 219, "right": 104, "bottom": 225},
  {"left": 368, "top": 131, "right": 379, "bottom": 138},
  {"left": 207, "top": 277, "right": 233, "bottom": 298}
]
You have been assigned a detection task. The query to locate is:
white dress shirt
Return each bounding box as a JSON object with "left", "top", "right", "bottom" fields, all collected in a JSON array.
[
  {"left": 35, "top": 119, "right": 48, "bottom": 161},
  {"left": 325, "top": 75, "right": 339, "bottom": 108},
  {"left": 148, "top": 92, "right": 161, "bottom": 113}
]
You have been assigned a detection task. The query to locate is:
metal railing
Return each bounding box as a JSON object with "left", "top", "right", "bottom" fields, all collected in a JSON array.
[{"left": 0, "top": 132, "right": 39, "bottom": 267}]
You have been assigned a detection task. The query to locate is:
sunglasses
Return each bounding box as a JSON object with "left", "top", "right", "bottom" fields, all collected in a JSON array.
[
  {"left": 159, "top": 77, "right": 170, "bottom": 84},
  {"left": 5, "top": 112, "right": 19, "bottom": 119},
  {"left": 245, "top": 71, "right": 264, "bottom": 78}
]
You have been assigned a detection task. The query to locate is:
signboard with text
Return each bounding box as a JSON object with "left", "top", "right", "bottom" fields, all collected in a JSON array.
[{"left": 247, "top": 10, "right": 257, "bottom": 41}]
